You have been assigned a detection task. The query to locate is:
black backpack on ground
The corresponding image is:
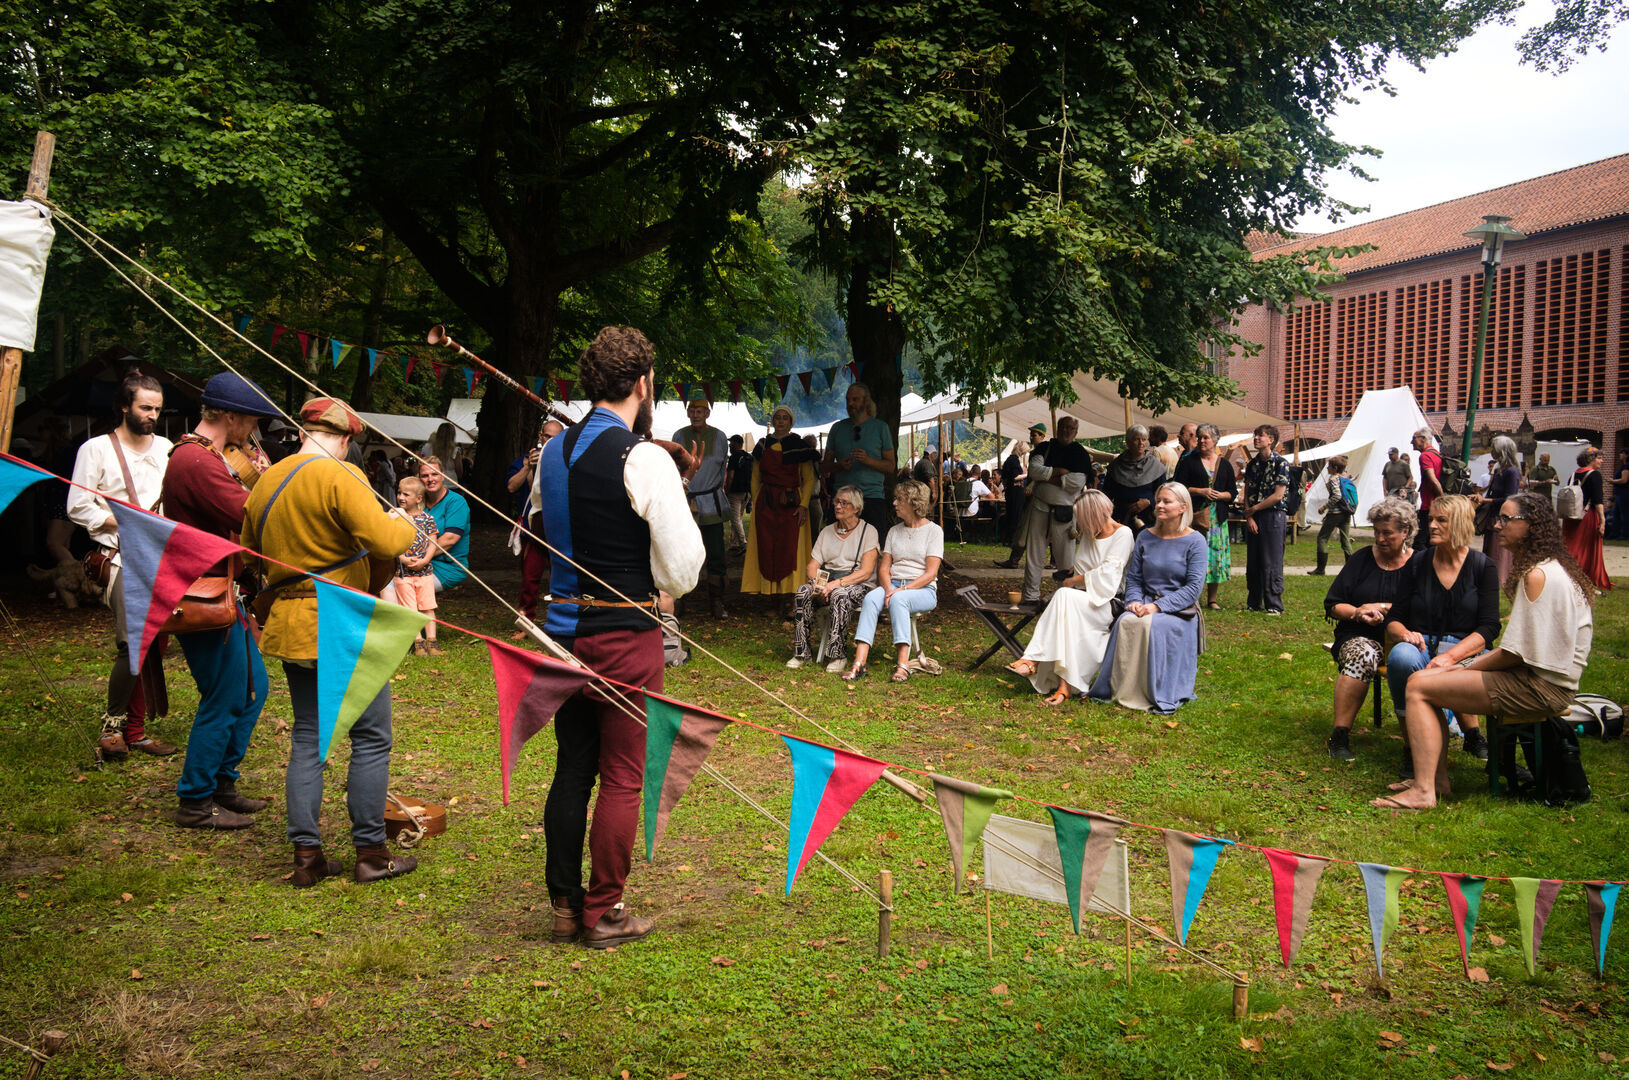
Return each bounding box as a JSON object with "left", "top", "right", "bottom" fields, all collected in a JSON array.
[{"left": 1493, "top": 717, "right": 1592, "bottom": 806}]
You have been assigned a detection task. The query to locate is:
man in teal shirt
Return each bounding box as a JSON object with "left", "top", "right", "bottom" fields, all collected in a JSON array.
[
  {"left": 419, "top": 457, "right": 470, "bottom": 590},
  {"left": 822, "top": 382, "right": 896, "bottom": 544}
]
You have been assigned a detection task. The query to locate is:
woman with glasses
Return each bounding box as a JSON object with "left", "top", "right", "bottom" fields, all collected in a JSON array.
[
  {"left": 1382, "top": 494, "right": 1499, "bottom": 774},
  {"left": 786, "top": 486, "right": 879, "bottom": 672},
  {"left": 1004, "top": 491, "right": 1132, "bottom": 705},
  {"left": 1373, "top": 493, "right": 1595, "bottom": 810},
  {"left": 1321, "top": 497, "right": 1420, "bottom": 761},
  {"left": 843, "top": 480, "right": 942, "bottom": 684}
]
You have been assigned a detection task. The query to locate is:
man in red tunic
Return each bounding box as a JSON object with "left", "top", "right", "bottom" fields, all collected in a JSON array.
[{"left": 161, "top": 373, "right": 279, "bottom": 828}]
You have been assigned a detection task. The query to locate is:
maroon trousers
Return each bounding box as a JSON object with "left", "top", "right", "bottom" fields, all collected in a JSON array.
[
  {"left": 543, "top": 628, "right": 663, "bottom": 926},
  {"left": 519, "top": 513, "right": 551, "bottom": 619}
]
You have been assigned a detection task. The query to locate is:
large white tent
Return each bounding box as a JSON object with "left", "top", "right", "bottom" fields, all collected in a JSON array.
[{"left": 1301, "top": 386, "right": 1436, "bottom": 525}]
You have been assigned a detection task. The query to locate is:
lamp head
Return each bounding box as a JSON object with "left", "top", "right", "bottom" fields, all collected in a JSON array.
[{"left": 1463, "top": 214, "right": 1525, "bottom": 267}]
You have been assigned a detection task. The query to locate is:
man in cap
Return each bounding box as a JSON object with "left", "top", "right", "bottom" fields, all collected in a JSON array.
[
  {"left": 993, "top": 423, "right": 1046, "bottom": 568},
  {"left": 1527, "top": 452, "right": 1557, "bottom": 503},
  {"left": 68, "top": 370, "right": 178, "bottom": 761},
  {"left": 1381, "top": 446, "right": 1410, "bottom": 496},
  {"left": 671, "top": 392, "right": 731, "bottom": 618},
  {"left": 241, "top": 396, "right": 420, "bottom": 885},
  {"left": 162, "top": 372, "right": 279, "bottom": 828}
]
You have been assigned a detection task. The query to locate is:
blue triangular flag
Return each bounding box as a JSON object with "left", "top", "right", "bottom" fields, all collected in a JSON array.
[
  {"left": 1162, "top": 830, "right": 1233, "bottom": 945},
  {"left": 233, "top": 313, "right": 253, "bottom": 334},
  {"left": 330, "top": 339, "right": 345, "bottom": 367},
  {"left": 0, "top": 454, "right": 53, "bottom": 517},
  {"left": 313, "top": 578, "right": 428, "bottom": 762},
  {"left": 367, "top": 348, "right": 380, "bottom": 374}
]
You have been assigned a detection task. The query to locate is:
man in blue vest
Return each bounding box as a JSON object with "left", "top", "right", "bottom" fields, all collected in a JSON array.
[{"left": 537, "top": 326, "right": 705, "bottom": 949}]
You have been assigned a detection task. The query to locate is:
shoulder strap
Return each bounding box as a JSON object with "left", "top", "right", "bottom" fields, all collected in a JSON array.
[
  {"left": 105, "top": 432, "right": 148, "bottom": 511},
  {"left": 254, "top": 456, "right": 369, "bottom": 596},
  {"left": 256, "top": 456, "right": 320, "bottom": 541}
]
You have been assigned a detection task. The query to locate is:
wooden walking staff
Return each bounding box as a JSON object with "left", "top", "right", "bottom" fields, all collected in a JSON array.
[{"left": 0, "top": 131, "right": 55, "bottom": 454}]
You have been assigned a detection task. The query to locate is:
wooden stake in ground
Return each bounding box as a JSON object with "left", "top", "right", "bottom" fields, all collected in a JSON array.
[
  {"left": 0, "top": 130, "right": 56, "bottom": 454},
  {"left": 19, "top": 1030, "right": 68, "bottom": 1080},
  {"left": 984, "top": 887, "right": 994, "bottom": 959},
  {"left": 1231, "top": 974, "right": 1250, "bottom": 1019},
  {"left": 877, "top": 870, "right": 893, "bottom": 957}
]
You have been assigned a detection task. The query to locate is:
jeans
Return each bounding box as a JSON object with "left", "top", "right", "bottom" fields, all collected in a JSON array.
[
  {"left": 284, "top": 662, "right": 394, "bottom": 848},
  {"left": 854, "top": 581, "right": 937, "bottom": 647},
  {"left": 175, "top": 612, "right": 268, "bottom": 801},
  {"left": 1246, "top": 508, "right": 1285, "bottom": 611},
  {"left": 1386, "top": 635, "right": 1465, "bottom": 724}
]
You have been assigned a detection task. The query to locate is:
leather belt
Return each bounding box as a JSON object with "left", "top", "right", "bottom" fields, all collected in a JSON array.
[{"left": 546, "top": 595, "right": 657, "bottom": 610}]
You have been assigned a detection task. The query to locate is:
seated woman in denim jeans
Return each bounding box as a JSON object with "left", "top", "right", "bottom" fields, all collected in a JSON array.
[
  {"left": 843, "top": 479, "right": 943, "bottom": 684},
  {"left": 1383, "top": 494, "right": 1500, "bottom": 776}
]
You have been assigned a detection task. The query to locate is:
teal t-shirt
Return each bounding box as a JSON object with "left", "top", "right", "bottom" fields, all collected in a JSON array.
[
  {"left": 827, "top": 417, "right": 894, "bottom": 500},
  {"left": 426, "top": 488, "right": 471, "bottom": 588}
]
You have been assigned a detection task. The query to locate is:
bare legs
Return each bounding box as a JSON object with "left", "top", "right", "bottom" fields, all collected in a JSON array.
[
  {"left": 1372, "top": 668, "right": 1494, "bottom": 809},
  {"left": 1331, "top": 674, "right": 1369, "bottom": 731}
]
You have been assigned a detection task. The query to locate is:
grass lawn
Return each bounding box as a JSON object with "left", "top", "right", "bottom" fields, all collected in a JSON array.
[{"left": 1, "top": 529, "right": 1626, "bottom": 1079}]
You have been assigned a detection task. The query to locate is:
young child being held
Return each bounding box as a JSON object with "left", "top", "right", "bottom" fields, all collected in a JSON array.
[{"left": 395, "top": 476, "right": 442, "bottom": 656}]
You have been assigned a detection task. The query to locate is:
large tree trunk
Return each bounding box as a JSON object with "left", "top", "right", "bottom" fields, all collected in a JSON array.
[
  {"left": 471, "top": 276, "right": 559, "bottom": 514},
  {"left": 347, "top": 251, "right": 393, "bottom": 411}
]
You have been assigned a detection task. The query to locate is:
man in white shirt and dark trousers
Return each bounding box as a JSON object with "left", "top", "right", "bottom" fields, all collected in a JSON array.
[
  {"left": 1020, "top": 416, "right": 1091, "bottom": 603},
  {"left": 537, "top": 327, "right": 705, "bottom": 949},
  {"left": 67, "top": 371, "right": 178, "bottom": 761}
]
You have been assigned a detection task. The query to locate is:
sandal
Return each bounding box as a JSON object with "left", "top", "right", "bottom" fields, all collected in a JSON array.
[
  {"left": 1042, "top": 685, "right": 1072, "bottom": 706},
  {"left": 841, "top": 666, "right": 868, "bottom": 683},
  {"left": 890, "top": 665, "right": 911, "bottom": 683},
  {"left": 1206, "top": 602, "right": 1222, "bottom": 611},
  {"left": 1004, "top": 659, "right": 1038, "bottom": 677}
]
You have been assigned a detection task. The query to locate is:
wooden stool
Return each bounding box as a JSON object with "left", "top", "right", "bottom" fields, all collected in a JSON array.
[
  {"left": 1371, "top": 664, "right": 1388, "bottom": 728},
  {"left": 1486, "top": 712, "right": 1551, "bottom": 797}
]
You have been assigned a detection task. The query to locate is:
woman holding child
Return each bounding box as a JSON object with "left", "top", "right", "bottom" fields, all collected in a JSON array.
[
  {"left": 786, "top": 485, "right": 879, "bottom": 672},
  {"left": 1373, "top": 493, "right": 1595, "bottom": 810},
  {"left": 1087, "top": 483, "right": 1208, "bottom": 714},
  {"left": 1004, "top": 491, "right": 1133, "bottom": 704},
  {"left": 1320, "top": 496, "right": 1419, "bottom": 761}
]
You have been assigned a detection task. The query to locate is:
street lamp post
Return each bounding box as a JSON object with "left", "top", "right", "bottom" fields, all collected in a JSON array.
[{"left": 1461, "top": 214, "right": 1525, "bottom": 464}]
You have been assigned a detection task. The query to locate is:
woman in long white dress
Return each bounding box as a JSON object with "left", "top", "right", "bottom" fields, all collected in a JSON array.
[{"left": 1004, "top": 491, "right": 1133, "bottom": 704}]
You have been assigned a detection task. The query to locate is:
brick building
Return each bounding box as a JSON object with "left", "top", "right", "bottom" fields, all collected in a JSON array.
[{"left": 1230, "top": 153, "right": 1629, "bottom": 467}]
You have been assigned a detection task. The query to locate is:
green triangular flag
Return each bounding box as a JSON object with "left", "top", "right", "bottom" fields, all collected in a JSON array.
[
  {"left": 643, "top": 695, "right": 731, "bottom": 860},
  {"left": 1047, "top": 806, "right": 1128, "bottom": 933},
  {"left": 929, "top": 774, "right": 1012, "bottom": 892},
  {"left": 1511, "top": 877, "right": 1564, "bottom": 976}
]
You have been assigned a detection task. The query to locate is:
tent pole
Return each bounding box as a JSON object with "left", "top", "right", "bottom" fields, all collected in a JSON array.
[{"left": 0, "top": 131, "right": 55, "bottom": 454}]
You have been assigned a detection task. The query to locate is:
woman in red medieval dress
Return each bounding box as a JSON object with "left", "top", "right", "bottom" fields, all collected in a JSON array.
[{"left": 740, "top": 405, "right": 820, "bottom": 613}]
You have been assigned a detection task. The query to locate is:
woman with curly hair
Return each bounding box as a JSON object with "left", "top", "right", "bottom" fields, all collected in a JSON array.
[{"left": 1373, "top": 493, "right": 1595, "bottom": 810}]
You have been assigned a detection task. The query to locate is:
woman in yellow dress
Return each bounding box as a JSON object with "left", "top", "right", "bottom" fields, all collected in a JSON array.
[{"left": 740, "top": 405, "right": 820, "bottom": 610}]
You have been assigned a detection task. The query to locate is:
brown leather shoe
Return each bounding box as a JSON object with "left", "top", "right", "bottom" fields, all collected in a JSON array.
[
  {"left": 551, "top": 899, "right": 584, "bottom": 942},
  {"left": 583, "top": 903, "right": 654, "bottom": 949},
  {"left": 97, "top": 731, "right": 129, "bottom": 762},
  {"left": 354, "top": 843, "right": 417, "bottom": 883},
  {"left": 290, "top": 845, "right": 343, "bottom": 888},
  {"left": 213, "top": 782, "right": 269, "bottom": 814},
  {"left": 128, "top": 736, "right": 180, "bottom": 757},
  {"left": 176, "top": 799, "right": 255, "bottom": 830}
]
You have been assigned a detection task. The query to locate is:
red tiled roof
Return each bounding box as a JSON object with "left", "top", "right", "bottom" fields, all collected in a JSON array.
[{"left": 1252, "top": 152, "right": 1629, "bottom": 274}]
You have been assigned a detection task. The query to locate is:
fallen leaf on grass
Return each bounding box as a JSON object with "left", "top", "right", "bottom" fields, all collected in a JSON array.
[
  {"left": 1467, "top": 967, "right": 1489, "bottom": 982},
  {"left": 1278, "top": 653, "right": 1293, "bottom": 660},
  {"left": 1240, "top": 1037, "right": 1264, "bottom": 1052},
  {"left": 1485, "top": 1063, "right": 1513, "bottom": 1072},
  {"left": 1532, "top": 1052, "right": 1545, "bottom": 1063},
  {"left": 309, "top": 992, "right": 332, "bottom": 1008},
  {"left": 667, "top": 1074, "right": 687, "bottom": 1079},
  {"left": 711, "top": 956, "right": 736, "bottom": 967},
  {"left": 1600, "top": 1052, "right": 1618, "bottom": 1064},
  {"left": 248, "top": 934, "right": 270, "bottom": 941},
  {"left": 1377, "top": 1031, "right": 1403, "bottom": 1046},
  {"left": 1486, "top": 934, "right": 1506, "bottom": 947},
  {"left": 1163, "top": 721, "right": 1178, "bottom": 729},
  {"left": 129, "top": 969, "right": 143, "bottom": 981},
  {"left": 360, "top": 1060, "right": 381, "bottom": 1072},
  {"left": 989, "top": 983, "right": 1008, "bottom": 995},
  {"left": 470, "top": 1018, "right": 493, "bottom": 1029},
  {"left": 570, "top": 960, "right": 582, "bottom": 972}
]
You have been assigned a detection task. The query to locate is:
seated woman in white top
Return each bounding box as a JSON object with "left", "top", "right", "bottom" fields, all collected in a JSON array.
[
  {"left": 1004, "top": 491, "right": 1133, "bottom": 705},
  {"left": 787, "top": 485, "right": 880, "bottom": 672},
  {"left": 1372, "top": 492, "right": 1595, "bottom": 811},
  {"left": 844, "top": 479, "right": 943, "bottom": 684}
]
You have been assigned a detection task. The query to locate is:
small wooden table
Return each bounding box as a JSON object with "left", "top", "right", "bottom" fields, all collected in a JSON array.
[{"left": 956, "top": 584, "right": 1045, "bottom": 670}]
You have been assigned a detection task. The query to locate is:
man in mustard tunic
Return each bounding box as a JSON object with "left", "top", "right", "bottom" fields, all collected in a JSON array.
[{"left": 241, "top": 398, "right": 419, "bottom": 887}]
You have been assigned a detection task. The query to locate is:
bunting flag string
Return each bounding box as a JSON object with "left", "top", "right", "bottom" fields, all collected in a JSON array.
[
  {"left": 929, "top": 774, "right": 1013, "bottom": 893},
  {"left": 486, "top": 640, "right": 593, "bottom": 805},
  {"left": 775, "top": 374, "right": 791, "bottom": 397},
  {"left": 1510, "top": 877, "right": 1563, "bottom": 976},
  {"left": 270, "top": 324, "right": 287, "bottom": 348},
  {"left": 1440, "top": 872, "right": 1488, "bottom": 978},
  {"left": 0, "top": 456, "right": 52, "bottom": 517},
  {"left": 795, "top": 371, "right": 813, "bottom": 394},
  {"left": 329, "top": 339, "right": 345, "bottom": 368},
  {"left": 1359, "top": 862, "right": 1410, "bottom": 978},
  {"left": 753, "top": 377, "right": 767, "bottom": 400},
  {"left": 821, "top": 366, "right": 839, "bottom": 390},
  {"left": 782, "top": 736, "right": 886, "bottom": 894},
  {"left": 1046, "top": 807, "right": 1126, "bottom": 932},
  {"left": 1262, "top": 848, "right": 1330, "bottom": 968},
  {"left": 1585, "top": 881, "right": 1620, "bottom": 976},
  {"left": 1163, "top": 830, "right": 1232, "bottom": 945},
  {"left": 107, "top": 501, "right": 244, "bottom": 675},
  {"left": 644, "top": 694, "right": 733, "bottom": 860},
  {"left": 312, "top": 578, "right": 429, "bottom": 762},
  {"left": 296, "top": 330, "right": 311, "bottom": 358},
  {"left": 367, "top": 347, "right": 381, "bottom": 375}
]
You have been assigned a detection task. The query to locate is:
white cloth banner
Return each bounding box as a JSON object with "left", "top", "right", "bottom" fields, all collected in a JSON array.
[
  {"left": 982, "top": 813, "right": 1130, "bottom": 917},
  {"left": 0, "top": 200, "right": 53, "bottom": 351}
]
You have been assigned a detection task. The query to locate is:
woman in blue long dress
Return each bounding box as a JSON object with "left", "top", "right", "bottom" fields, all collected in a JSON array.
[{"left": 1088, "top": 483, "right": 1209, "bottom": 714}]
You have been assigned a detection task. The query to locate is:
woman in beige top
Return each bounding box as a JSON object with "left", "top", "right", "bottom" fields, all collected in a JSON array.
[{"left": 1372, "top": 492, "right": 1595, "bottom": 811}]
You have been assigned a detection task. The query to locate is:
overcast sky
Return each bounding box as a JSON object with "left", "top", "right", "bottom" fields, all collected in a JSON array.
[{"left": 1292, "top": 9, "right": 1629, "bottom": 234}]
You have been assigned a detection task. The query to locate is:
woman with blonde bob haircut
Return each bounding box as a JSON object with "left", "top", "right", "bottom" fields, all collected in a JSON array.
[
  {"left": 844, "top": 479, "right": 943, "bottom": 683},
  {"left": 1087, "top": 483, "right": 1208, "bottom": 713},
  {"left": 1006, "top": 490, "right": 1134, "bottom": 704}
]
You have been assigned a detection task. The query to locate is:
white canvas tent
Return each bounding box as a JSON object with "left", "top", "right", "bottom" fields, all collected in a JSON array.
[
  {"left": 1302, "top": 386, "right": 1436, "bottom": 525},
  {"left": 356, "top": 410, "right": 476, "bottom": 447}
]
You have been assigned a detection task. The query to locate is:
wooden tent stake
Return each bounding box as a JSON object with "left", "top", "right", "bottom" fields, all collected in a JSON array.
[
  {"left": 984, "top": 889, "right": 994, "bottom": 959},
  {"left": 877, "top": 870, "right": 894, "bottom": 957},
  {"left": 20, "top": 1030, "right": 68, "bottom": 1080},
  {"left": 1231, "top": 975, "right": 1250, "bottom": 1019}
]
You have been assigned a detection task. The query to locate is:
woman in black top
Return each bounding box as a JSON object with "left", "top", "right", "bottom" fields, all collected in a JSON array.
[
  {"left": 1383, "top": 494, "right": 1501, "bottom": 773},
  {"left": 1473, "top": 434, "right": 1522, "bottom": 585},
  {"left": 1173, "top": 423, "right": 1238, "bottom": 610},
  {"left": 1321, "top": 497, "right": 1418, "bottom": 761}
]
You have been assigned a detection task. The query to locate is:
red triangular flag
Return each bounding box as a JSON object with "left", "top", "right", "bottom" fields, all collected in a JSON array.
[
  {"left": 796, "top": 371, "right": 813, "bottom": 394},
  {"left": 486, "top": 641, "right": 594, "bottom": 805},
  {"left": 432, "top": 360, "right": 445, "bottom": 382},
  {"left": 729, "top": 380, "right": 742, "bottom": 403},
  {"left": 270, "top": 324, "right": 287, "bottom": 348},
  {"left": 1262, "top": 847, "right": 1330, "bottom": 968},
  {"left": 405, "top": 356, "right": 418, "bottom": 381},
  {"left": 775, "top": 374, "right": 790, "bottom": 397},
  {"left": 108, "top": 502, "right": 244, "bottom": 675},
  {"left": 295, "top": 330, "right": 311, "bottom": 358},
  {"left": 556, "top": 378, "right": 573, "bottom": 404},
  {"left": 846, "top": 362, "right": 858, "bottom": 380}
]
